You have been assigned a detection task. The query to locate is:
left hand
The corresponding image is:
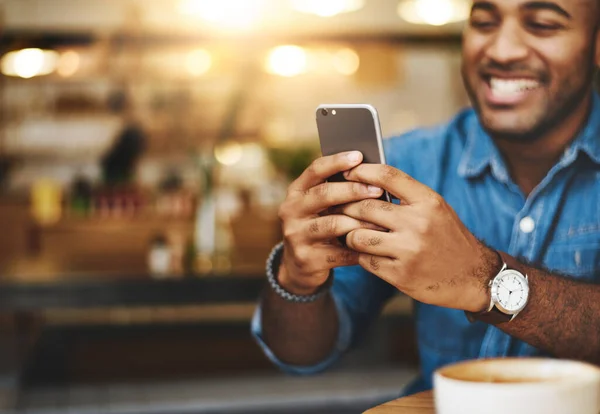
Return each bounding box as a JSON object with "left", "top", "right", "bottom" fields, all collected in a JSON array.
[{"left": 339, "top": 164, "right": 501, "bottom": 312}]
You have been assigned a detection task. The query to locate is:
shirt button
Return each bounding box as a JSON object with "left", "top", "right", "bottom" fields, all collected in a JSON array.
[{"left": 519, "top": 217, "right": 535, "bottom": 234}]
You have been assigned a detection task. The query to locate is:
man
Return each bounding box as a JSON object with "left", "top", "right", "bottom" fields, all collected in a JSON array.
[{"left": 252, "top": 0, "right": 600, "bottom": 394}]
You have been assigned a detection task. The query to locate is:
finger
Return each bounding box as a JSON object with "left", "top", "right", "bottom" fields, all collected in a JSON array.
[
  {"left": 290, "top": 151, "right": 363, "bottom": 193},
  {"left": 344, "top": 164, "right": 432, "bottom": 204},
  {"left": 299, "top": 181, "right": 384, "bottom": 215},
  {"left": 346, "top": 229, "right": 398, "bottom": 258},
  {"left": 315, "top": 245, "right": 360, "bottom": 269},
  {"left": 357, "top": 253, "right": 395, "bottom": 283},
  {"left": 319, "top": 206, "right": 387, "bottom": 232},
  {"left": 337, "top": 199, "right": 400, "bottom": 230},
  {"left": 304, "top": 215, "right": 387, "bottom": 241}
]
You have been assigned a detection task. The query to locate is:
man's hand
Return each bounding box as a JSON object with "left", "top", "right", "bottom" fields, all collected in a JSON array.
[
  {"left": 277, "top": 151, "right": 386, "bottom": 295},
  {"left": 339, "top": 164, "right": 501, "bottom": 312}
]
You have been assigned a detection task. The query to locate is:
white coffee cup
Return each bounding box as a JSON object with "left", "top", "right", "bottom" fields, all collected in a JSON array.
[{"left": 434, "top": 358, "right": 600, "bottom": 414}]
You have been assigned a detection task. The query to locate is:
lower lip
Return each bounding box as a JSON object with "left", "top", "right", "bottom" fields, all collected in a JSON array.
[{"left": 482, "top": 80, "right": 540, "bottom": 106}]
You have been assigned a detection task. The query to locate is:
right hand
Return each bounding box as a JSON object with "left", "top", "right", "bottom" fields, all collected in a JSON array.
[{"left": 277, "top": 151, "right": 385, "bottom": 295}]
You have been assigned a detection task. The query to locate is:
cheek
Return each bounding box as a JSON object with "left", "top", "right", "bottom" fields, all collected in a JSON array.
[
  {"left": 461, "top": 35, "right": 488, "bottom": 75},
  {"left": 537, "top": 40, "right": 593, "bottom": 82},
  {"left": 461, "top": 41, "right": 478, "bottom": 69}
]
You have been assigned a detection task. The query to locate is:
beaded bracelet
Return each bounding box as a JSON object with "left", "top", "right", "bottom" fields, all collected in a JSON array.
[{"left": 266, "top": 242, "right": 333, "bottom": 303}]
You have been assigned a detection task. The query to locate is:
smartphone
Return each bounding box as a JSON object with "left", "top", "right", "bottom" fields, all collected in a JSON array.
[{"left": 316, "top": 103, "right": 392, "bottom": 203}]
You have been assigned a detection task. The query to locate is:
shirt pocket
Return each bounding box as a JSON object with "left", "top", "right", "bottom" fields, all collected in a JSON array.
[{"left": 542, "top": 243, "right": 600, "bottom": 280}]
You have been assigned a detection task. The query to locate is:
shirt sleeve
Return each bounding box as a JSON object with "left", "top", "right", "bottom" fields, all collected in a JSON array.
[{"left": 250, "top": 265, "right": 396, "bottom": 375}]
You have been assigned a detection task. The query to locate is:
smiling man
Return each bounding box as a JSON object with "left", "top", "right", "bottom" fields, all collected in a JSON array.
[{"left": 252, "top": 0, "right": 600, "bottom": 395}]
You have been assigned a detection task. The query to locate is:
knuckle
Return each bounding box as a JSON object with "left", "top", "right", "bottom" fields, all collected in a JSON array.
[
  {"left": 408, "top": 237, "right": 425, "bottom": 256},
  {"left": 285, "top": 187, "right": 293, "bottom": 199},
  {"left": 428, "top": 194, "right": 445, "bottom": 210},
  {"left": 281, "top": 222, "right": 298, "bottom": 241},
  {"left": 278, "top": 203, "right": 290, "bottom": 221},
  {"left": 359, "top": 199, "right": 377, "bottom": 216},
  {"left": 309, "top": 158, "right": 324, "bottom": 177},
  {"left": 340, "top": 249, "right": 358, "bottom": 264},
  {"left": 381, "top": 165, "right": 400, "bottom": 182},
  {"left": 307, "top": 159, "right": 318, "bottom": 175},
  {"left": 293, "top": 246, "right": 311, "bottom": 269},
  {"left": 413, "top": 216, "right": 431, "bottom": 235},
  {"left": 285, "top": 187, "right": 304, "bottom": 203},
  {"left": 308, "top": 220, "right": 320, "bottom": 235},
  {"left": 313, "top": 183, "right": 329, "bottom": 198},
  {"left": 324, "top": 215, "right": 338, "bottom": 235},
  {"left": 369, "top": 255, "right": 381, "bottom": 271},
  {"left": 379, "top": 201, "right": 394, "bottom": 212},
  {"left": 367, "top": 236, "right": 383, "bottom": 246},
  {"left": 359, "top": 254, "right": 381, "bottom": 271}
]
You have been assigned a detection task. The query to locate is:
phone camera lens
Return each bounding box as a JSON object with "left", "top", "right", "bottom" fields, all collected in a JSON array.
[{"left": 321, "top": 108, "right": 328, "bottom": 116}]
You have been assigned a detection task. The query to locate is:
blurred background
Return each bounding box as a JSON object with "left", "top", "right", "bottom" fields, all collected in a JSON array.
[{"left": 0, "top": 0, "right": 470, "bottom": 412}]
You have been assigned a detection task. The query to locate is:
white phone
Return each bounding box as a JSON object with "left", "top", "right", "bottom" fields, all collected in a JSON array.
[{"left": 316, "top": 103, "right": 391, "bottom": 203}]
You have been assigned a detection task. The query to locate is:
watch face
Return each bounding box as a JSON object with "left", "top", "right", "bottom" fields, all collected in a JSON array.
[{"left": 491, "top": 270, "right": 529, "bottom": 314}]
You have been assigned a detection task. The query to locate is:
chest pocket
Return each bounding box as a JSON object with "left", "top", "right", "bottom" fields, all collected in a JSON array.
[{"left": 542, "top": 224, "right": 600, "bottom": 280}]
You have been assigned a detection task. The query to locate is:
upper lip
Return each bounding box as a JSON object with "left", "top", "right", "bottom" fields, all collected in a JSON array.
[{"left": 480, "top": 70, "right": 540, "bottom": 82}]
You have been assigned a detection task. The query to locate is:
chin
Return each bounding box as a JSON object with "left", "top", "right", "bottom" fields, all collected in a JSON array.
[
  {"left": 480, "top": 121, "right": 545, "bottom": 143},
  {"left": 477, "top": 106, "right": 548, "bottom": 143}
]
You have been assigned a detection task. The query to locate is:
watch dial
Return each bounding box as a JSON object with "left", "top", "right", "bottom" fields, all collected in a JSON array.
[{"left": 493, "top": 271, "right": 528, "bottom": 312}]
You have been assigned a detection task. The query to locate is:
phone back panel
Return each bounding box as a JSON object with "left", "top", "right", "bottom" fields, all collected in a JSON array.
[{"left": 316, "top": 104, "right": 386, "bottom": 184}]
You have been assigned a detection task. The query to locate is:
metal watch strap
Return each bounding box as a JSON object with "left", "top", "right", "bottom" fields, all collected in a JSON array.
[
  {"left": 265, "top": 242, "right": 333, "bottom": 303},
  {"left": 465, "top": 251, "right": 516, "bottom": 325}
]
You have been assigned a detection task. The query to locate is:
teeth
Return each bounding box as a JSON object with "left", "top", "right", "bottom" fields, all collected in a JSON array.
[{"left": 490, "top": 77, "right": 540, "bottom": 97}]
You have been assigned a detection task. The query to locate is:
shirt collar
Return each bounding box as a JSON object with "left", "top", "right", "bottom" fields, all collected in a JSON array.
[{"left": 458, "top": 92, "right": 600, "bottom": 180}]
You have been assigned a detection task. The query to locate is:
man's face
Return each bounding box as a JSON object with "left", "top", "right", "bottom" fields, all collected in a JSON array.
[{"left": 462, "top": 0, "right": 600, "bottom": 141}]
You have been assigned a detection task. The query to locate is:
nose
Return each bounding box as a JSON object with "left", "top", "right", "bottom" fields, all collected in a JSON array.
[{"left": 484, "top": 22, "right": 529, "bottom": 65}]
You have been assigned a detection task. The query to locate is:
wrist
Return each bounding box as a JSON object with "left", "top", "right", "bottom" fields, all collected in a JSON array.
[
  {"left": 467, "top": 247, "right": 503, "bottom": 313},
  {"left": 277, "top": 262, "right": 322, "bottom": 296},
  {"left": 265, "top": 242, "right": 332, "bottom": 303}
]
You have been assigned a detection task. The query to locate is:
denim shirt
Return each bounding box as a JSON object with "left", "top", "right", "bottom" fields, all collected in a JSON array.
[{"left": 251, "top": 94, "right": 600, "bottom": 394}]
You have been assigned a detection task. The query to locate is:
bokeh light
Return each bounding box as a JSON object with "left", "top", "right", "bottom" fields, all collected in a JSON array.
[
  {"left": 1, "top": 48, "right": 59, "bottom": 79},
  {"left": 185, "top": 49, "right": 212, "bottom": 76},
  {"left": 332, "top": 48, "right": 360, "bottom": 75},
  {"left": 265, "top": 45, "right": 308, "bottom": 78},
  {"left": 290, "top": 0, "right": 365, "bottom": 17},
  {"left": 179, "top": 0, "right": 266, "bottom": 30},
  {"left": 215, "top": 142, "right": 243, "bottom": 166},
  {"left": 57, "top": 50, "right": 80, "bottom": 78},
  {"left": 397, "top": 0, "right": 470, "bottom": 26}
]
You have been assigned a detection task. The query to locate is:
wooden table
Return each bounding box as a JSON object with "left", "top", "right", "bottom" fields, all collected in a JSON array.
[{"left": 363, "top": 390, "right": 434, "bottom": 413}]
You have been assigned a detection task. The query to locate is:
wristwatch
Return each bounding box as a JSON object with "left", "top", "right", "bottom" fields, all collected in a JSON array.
[{"left": 465, "top": 251, "right": 530, "bottom": 325}]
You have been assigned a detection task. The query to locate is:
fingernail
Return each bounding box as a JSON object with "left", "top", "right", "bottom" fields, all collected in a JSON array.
[
  {"left": 343, "top": 171, "right": 351, "bottom": 179},
  {"left": 347, "top": 151, "right": 361, "bottom": 162},
  {"left": 368, "top": 186, "right": 382, "bottom": 194}
]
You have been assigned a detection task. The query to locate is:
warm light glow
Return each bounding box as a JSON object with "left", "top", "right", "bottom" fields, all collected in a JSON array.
[
  {"left": 178, "top": 0, "right": 265, "bottom": 29},
  {"left": 57, "top": 50, "right": 80, "bottom": 77},
  {"left": 290, "top": 0, "right": 365, "bottom": 17},
  {"left": 31, "top": 179, "right": 62, "bottom": 225},
  {"left": 185, "top": 49, "right": 212, "bottom": 76},
  {"left": 397, "top": 0, "right": 470, "bottom": 26},
  {"left": 266, "top": 45, "right": 307, "bottom": 77},
  {"left": 332, "top": 48, "right": 360, "bottom": 75},
  {"left": 215, "top": 142, "right": 243, "bottom": 166},
  {"left": 1, "top": 48, "right": 59, "bottom": 79}
]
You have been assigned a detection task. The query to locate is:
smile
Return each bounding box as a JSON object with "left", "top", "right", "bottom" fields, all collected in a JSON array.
[{"left": 484, "top": 77, "right": 542, "bottom": 106}]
